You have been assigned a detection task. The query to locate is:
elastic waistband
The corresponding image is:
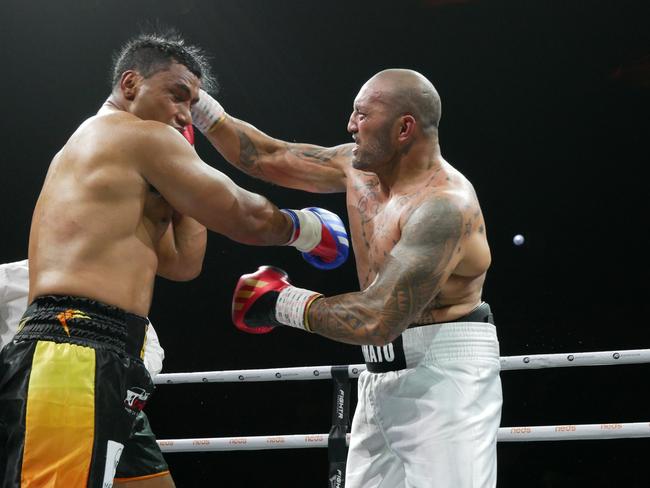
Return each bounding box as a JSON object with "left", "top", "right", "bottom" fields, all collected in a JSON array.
[
  {"left": 405, "top": 321, "right": 499, "bottom": 366},
  {"left": 364, "top": 302, "right": 498, "bottom": 373},
  {"left": 14, "top": 295, "right": 148, "bottom": 358}
]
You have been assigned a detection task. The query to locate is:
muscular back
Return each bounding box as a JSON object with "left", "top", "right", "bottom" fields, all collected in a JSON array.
[
  {"left": 28, "top": 112, "right": 172, "bottom": 316},
  {"left": 345, "top": 158, "right": 491, "bottom": 324}
]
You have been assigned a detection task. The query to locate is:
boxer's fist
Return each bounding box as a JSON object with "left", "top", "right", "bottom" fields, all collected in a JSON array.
[
  {"left": 191, "top": 89, "right": 226, "bottom": 134},
  {"left": 232, "top": 266, "right": 289, "bottom": 334},
  {"left": 232, "top": 266, "right": 321, "bottom": 334},
  {"left": 283, "top": 208, "right": 349, "bottom": 270}
]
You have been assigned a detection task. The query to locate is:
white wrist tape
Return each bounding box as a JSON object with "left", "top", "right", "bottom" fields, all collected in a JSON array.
[
  {"left": 284, "top": 209, "right": 321, "bottom": 252},
  {"left": 275, "top": 286, "right": 321, "bottom": 331},
  {"left": 191, "top": 89, "right": 226, "bottom": 134}
]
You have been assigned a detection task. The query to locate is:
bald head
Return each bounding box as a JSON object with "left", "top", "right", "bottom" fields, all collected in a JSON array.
[{"left": 366, "top": 69, "right": 441, "bottom": 134}]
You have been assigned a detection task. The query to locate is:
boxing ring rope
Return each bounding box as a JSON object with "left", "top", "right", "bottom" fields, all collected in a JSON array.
[
  {"left": 153, "top": 348, "right": 650, "bottom": 384},
  {"left": 154, "top": 348, "right": 650, "bottom": 454},
  {"left": 157, "top": 423, "right": 650, "bottom": 453}
]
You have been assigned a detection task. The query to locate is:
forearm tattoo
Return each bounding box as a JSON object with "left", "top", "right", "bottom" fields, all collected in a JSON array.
[
  {"left": 236, "top": 130, "right": 265, "bottom": 178},
  {"left": 235, "top": 128, "right": 350, "bottom": 182}
]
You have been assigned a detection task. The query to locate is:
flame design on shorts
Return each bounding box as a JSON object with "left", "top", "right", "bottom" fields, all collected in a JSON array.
[
  {"left": 56, "top": 309, "right": 90, "bottom": 336},
  {"left": 17, "top": 316, "right": 30, "bottom": 333}
]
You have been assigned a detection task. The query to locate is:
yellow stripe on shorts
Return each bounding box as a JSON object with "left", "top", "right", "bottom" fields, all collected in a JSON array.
[{"left": 22, "top": 340, "right": 96, "bottom": 487}]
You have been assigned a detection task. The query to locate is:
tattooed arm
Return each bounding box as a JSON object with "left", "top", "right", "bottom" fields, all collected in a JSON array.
[
  {"left": 200, "top": 114, "right": 351, "bottom": 194},
  {"left": 308, "top": 195, "right": 465, "bottom": 346}
]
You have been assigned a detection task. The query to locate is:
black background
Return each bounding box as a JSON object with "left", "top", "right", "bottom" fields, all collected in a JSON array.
[{"left": 2, "top": 0, "right": 649, "bottom": 486}]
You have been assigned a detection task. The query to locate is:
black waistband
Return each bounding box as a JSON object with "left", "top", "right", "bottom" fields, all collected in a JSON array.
[
  {"left": 408, "top": 302, "right": 494, "bottom": 329},
  {"left": 14, "top": 295, "right": 148, "bottom": 358}
]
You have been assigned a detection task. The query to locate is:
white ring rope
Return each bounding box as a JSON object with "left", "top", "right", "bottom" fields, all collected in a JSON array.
[
  {"left": 154, "top": 348, "right": 650, "bottom": 384},
  {"left": 499, "top": 348, "right": 650, "bottom": 370},
  {"left": 155, "top": 349, "right": 650, "bottom": 453},
  {"left": 157, "top": 422, "right": 650, "bottom": 452}
]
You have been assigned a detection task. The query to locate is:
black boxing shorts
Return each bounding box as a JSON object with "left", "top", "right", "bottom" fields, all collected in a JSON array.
[
  {"left": 114, "top": 411, "right": 170, "bottom": 483},
  {"left": 362, "top": 302, "right": 495, "bottom": 373},
  {"left": 0, "top": 295, "right": 153, "bottom": 488}
]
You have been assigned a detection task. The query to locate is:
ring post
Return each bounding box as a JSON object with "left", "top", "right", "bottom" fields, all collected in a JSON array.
[{"left": 328, "top": 365, "right": 351, "bottom": 488}]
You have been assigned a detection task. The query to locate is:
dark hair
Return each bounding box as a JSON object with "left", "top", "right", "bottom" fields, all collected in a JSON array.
[{"left": 111, "top": 30, "right": 217, "bottom": 93}]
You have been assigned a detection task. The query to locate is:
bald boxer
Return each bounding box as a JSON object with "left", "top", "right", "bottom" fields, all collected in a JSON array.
[
  {"left": 192, "top": 69, "right": 502, "bottom": 488},
  {"left": 0, "top": 260, "right": 171, "bottom": 487},
  {"left": 0, "top": 31, "right": 348, "bottom": 488}
]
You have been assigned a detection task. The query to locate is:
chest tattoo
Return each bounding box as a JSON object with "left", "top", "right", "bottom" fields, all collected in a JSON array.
[{"left": 354, "top": 180, "right": 382, "bottom": 224}]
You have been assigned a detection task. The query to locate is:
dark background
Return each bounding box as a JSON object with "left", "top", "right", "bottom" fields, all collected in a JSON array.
[{"left": 2, "top": 0, "right": 650, "bottom": 486}]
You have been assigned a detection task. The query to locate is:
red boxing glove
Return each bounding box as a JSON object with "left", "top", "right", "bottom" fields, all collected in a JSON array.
[
  {"left": 182, "top": 124, "right": 195, "bottom": 145},
  {"left": 232, "top": 266, "right": 321, "bottom": 334}
]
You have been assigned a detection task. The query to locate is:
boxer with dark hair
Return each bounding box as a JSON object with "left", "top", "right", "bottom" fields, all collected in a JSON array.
[
  {"left": 0, "top": 31, "right": 348, "bottom": 487},
  {"left": 192, "top": 68, "right": 502, "bottom": 488},
  {"left": 110, "top": 31, "right": 216, "bottom": 93}
]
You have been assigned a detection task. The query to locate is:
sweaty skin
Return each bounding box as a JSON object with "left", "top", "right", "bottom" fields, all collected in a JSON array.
[
  {"left": 29, "top": 62, "right": 293, "bottom": 316},
  {"left": 26, "top": 61, "right": 298, "bottom": 488},
  {"left": 204, "top": 69, "right": 491, "bottom": 346}
]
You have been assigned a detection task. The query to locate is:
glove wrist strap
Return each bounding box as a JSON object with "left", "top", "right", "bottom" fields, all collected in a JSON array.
[
  {"left": 275, "top": 286, "right": 322, "bottom": 332},
  {"left": 191, "top": 90, "right": 226, "bottom": 134},
  {"left": 282, "top": 209, "right": 321, "bottom": 252}
]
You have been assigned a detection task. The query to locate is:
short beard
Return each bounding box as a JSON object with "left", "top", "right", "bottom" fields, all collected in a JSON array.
[{"left": 352, "top": 122, "right": 394, "bottom": 171}]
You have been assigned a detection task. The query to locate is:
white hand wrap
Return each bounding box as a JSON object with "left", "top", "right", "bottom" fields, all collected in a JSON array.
[
  {"left": 191, "top": 89, "right": 226, "bottom": 134},
  {"left": 275, "top": 286, "right": 322, "bottom": 332},
  {"left": 282, "top": 209, "right": 322, "bottom": 252}
]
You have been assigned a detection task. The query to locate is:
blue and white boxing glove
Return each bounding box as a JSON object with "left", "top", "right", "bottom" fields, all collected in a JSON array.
[{"left": 282, "top": 208, "right": 349, "bottom": 270}]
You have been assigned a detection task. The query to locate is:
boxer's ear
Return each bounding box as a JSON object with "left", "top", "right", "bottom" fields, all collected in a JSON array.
[
  {"left": 397, "top": 115, "right": 416, "bottom": 142},
  {"left": 120, "top": 70, "right": 141, "bottom": 101}
]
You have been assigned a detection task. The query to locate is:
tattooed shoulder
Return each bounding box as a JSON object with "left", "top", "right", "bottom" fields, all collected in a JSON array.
[{"left": 402, "top": 195, "right": 464, "bottom": 246}]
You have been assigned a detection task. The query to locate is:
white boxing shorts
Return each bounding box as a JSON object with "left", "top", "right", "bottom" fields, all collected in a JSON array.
[
  {"left": 346, "top": 303, "right": 502, "bottom": 488},
  {"left": 0, "top": 259, "right": 29, "bottom": 350}
]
